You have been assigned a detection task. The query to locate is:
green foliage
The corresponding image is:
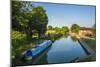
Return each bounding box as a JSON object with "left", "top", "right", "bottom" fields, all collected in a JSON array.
[
  {"left": 54, "top": 27, "right": 61, "bottom": 34},
  {"left": 48, "top": 25, "right": 53, "bottom": 30},
  {"left": 12, "top": 1, "right": 48, "bottom": 40},
  {"left": 61, "top": 26, "right": 69, "bottom": 35},
  {"left": 71, "top": 24, "right": 80, "bottom": 33},
  {"left": 12, "top": 31, "right": 27, "bottom": 46},
  {"left": 12, "top": 31, "right": 27, "bottom": 58},
  {"left": 12, "top": 1, "right": 49, "bottom": 64},
  {"left": 53, "top": 26, "right": 69, "bottom": 35},
  {"left": 92, "top": 24, "right": 96, "bottom": 39},
  {"left": 12, "top": 1, "right": 32, "bottom": 31},
  {"left": 12, "top": 31, "right": 35, "bottom": 65},
  {"left": 82, "top": 38, "right": 96, "bottom": 51},
  {"left": 30, "top": 6, "right": 48, "bottom": 38}
]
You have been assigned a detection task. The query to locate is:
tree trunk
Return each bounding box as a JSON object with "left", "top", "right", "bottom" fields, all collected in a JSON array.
[
  {"left": 26, "top": 30, "right": 32, "bottom": 42},
  {"left": 38, "top": 31, "right": 41, "bottom": 39}
]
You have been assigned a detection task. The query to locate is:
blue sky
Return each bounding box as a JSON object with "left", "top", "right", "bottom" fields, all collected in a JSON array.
[{"left": 32, "top": 2, "right": 96, "bottom": 28}]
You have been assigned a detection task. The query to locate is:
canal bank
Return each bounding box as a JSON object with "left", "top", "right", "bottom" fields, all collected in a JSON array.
[
  {"left": 71, "top": 33, "right": 96, "bottom": 61},
  {"left": 77, "top": 38, "right": 96, "bottom": 61}
]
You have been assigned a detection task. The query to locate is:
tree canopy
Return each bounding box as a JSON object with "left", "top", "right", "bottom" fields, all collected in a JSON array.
[
  {"left": 71, "top": 24, "right": 80, "bottom": 33},
  {"left": 62, "top": 26, "right": 69, "bottom": 33},
  {"left": 12, "top": 1, "right": 48, "bottom": 40},
  {"left": 48, "top": 25, "right": 53, "bottom": 30}
]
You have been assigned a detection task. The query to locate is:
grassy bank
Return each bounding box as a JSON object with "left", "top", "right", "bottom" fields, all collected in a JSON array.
[
  {"left": 81, "top": 38, "right": 96, "bottom": 51},
  {"left": 12, "top": 31, "right": 45, "bottom": 65}
]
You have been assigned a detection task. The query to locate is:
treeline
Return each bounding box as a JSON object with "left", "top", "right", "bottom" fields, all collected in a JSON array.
[
  {"left": 46, "top": 24, "right": 80, "bottom": 41},
  {"left": 47, "top": 26, "right": 69, "bottom": 35},
  {"left": 47, "top": 23, "right": 96, "bottom": 40},
  {"left": 47, "top": 24, "right": 80, "bottom": 34}
]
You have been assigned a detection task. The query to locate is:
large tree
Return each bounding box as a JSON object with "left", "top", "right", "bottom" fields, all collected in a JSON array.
[
  {"left": 12, "top": 1, "right": 48, "bottom": 40},
  {"left": 29, "top": 6, "right": 48, "bottom": 39},
  {"left": 71, "top": 24, "right": 80, "bottom": 33},
  {"left": 12, "top": 1, "right": 32, "bottom": 31},
  {"left": 12, "top": 1, "right": 22, "bottom": 31}
]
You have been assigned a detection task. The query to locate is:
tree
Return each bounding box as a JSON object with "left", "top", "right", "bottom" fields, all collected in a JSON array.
[
  {"left": 12, "top": 1, "right": 33, "bottom": 41},
  {"left": 62, "top": 26, "right": 69, "bottom": 35},
  {"left": 71, "top": 24, "right": 80, "bottom": 33},
  {"left": 12, "top": 1, "right": 48, "bottom": 40},
  {"left": 12, "top": 1, "right": 32, "bottom": 32},
  {"left": 30, "top": 6, "right": 48, "bottom": 39},
  {"left": 48, "top": 25, "right": 53, "bottom": 30},
  {"left": 12, "top": 1, "right": 22, "bottom": 31}
]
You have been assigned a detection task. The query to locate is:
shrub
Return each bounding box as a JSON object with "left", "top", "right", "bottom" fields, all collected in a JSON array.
[{"left": 12, "top": 31, "right": 27, "bottom": 60}]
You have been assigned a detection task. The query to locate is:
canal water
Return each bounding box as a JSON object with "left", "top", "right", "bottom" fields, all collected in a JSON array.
[{"left": 30, "top": 36, "right": 87, "bottom": 65}]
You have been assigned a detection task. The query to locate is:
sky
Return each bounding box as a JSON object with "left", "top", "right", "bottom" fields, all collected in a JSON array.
[{"left": 32, "top": 2, "right": 96, "bottom": 28}]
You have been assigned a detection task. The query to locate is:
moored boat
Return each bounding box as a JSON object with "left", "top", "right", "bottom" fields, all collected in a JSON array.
[{"left": 22, "top": 40, "right": 52, "bottom": 60}]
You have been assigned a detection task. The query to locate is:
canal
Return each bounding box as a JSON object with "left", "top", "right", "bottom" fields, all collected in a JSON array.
[{"left": 27, "top": 36, "right": 87, "bottom": 65}]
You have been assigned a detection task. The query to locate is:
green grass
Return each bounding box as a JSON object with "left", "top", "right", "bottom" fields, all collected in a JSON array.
[
  {"left": 82, "top": 38, "right": 96, "bottom": 51},
  {"left": 78, "top": 56, "right": 92, "bottom": 62},
  {"left": 12, "top": 31, "right": 45, "bottom": 65}
]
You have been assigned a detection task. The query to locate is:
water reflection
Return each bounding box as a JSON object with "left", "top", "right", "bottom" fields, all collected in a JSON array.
[
  {"left": 70, "top": 36, "right": 78, "bottom": 42},
  {"left": 47, "top": 36, "right": 87, "bottom": 64},
  {"left": 32, "top": 48, "right": 50, "bottom": 65}
]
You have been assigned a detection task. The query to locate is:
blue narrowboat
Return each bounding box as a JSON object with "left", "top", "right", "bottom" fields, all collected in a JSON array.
[{"left": 22, "top": 40, "right": 52, "bottom": 60}]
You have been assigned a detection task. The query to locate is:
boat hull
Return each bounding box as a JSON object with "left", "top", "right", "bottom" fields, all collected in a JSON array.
[{"left": 23, "top": 40, "right": 52, "bottom": 61}]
